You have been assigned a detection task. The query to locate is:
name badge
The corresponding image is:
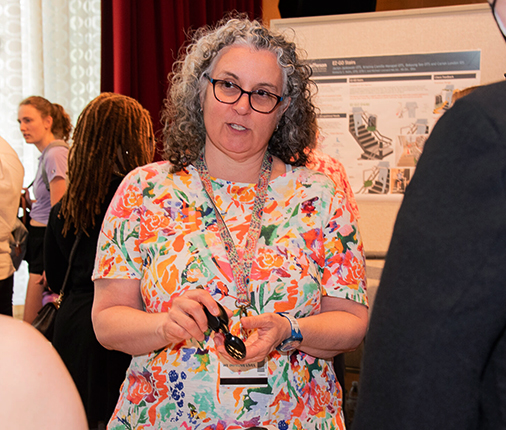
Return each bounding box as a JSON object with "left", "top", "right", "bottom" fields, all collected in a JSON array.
[{"left": 220, "top": 359, "right": 268, "bottom": 387}]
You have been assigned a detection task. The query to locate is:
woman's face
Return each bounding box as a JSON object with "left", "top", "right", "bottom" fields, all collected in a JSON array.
[
  {"left": 17, "top": 104, "right": 52, "bottom": 145},
  {"left": 202, "top": 45, "right": 285, "bottom": 162}
]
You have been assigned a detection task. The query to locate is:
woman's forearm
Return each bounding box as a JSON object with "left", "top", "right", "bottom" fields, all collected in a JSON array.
[
  {"left": 92, "top": 305, "right": 169, "bottom": 356},
  {"left": 297, "top": 307, "right": 368, "bottom": 359},
  {"left": 92, "top": 278, "right": 171, "bottom": 356},
  {"left": 92, "top": 278, "right": 219, "bottom": 356}
]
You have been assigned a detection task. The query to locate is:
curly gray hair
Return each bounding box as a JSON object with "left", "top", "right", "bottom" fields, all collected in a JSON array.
[{"left": 162, "top": 16, "right": 318, "bottom": 172}]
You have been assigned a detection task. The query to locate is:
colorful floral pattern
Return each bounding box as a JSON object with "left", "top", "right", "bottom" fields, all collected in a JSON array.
[
  {"left": 307, "top": 151, "right": 360, "bottom": 222},
  {"left": 93, "top": 161, "right": 367, "bottom": 429}
]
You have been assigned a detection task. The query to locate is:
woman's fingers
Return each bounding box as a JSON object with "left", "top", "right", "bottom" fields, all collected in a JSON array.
[{"left": 165, "top": 290, "right": 216, "bottom": 341}]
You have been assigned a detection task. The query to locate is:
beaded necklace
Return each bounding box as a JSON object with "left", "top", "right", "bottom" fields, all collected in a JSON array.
[{"left": 195, "top": 150, "right": 273, "bottom": 316}]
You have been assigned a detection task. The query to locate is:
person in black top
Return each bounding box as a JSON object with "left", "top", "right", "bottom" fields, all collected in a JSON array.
[
  {"left": 352, "top": 1, "right": 506, "bottom": 429},
  {"left": 44, "top": 92, "right": 155, "bottom": 429}
]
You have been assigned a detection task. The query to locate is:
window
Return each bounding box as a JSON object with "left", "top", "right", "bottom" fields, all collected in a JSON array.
[{"left": 0, "top": 0, "right": 101, "bottom": 304}]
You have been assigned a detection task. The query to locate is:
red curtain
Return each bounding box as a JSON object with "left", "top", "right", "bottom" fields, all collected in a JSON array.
[{"left": 101, "top": 0, "right": 263, "bottom": 160}]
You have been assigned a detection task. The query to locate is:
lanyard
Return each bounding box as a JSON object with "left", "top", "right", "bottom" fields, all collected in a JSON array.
[{"left": 195, "top": 150, "right": 273, "bottom": 312}]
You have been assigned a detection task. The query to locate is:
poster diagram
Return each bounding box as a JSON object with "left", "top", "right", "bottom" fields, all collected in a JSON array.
[{"left": 311, "top": 51, "right": 481, "bottom": 197}]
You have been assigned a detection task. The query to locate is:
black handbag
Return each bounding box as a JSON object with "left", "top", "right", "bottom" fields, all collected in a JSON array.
[
  {"left": 9, "top": 187, "right": 31, "bottom": 269},
  {"left": 9, "top": 217, "right": 28, "bottom": 270},
  {"left": 32, "top": 232, "right": 82, "bottom": 341}
]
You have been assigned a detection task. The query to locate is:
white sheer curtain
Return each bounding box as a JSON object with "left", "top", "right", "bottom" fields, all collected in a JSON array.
[{"left": 0, "top": 0, "right": 101, "bottom": 304}]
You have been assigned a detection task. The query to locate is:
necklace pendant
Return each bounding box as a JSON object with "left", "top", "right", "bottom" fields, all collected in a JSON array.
[
  {"left": 236, "top": 303, "right": 250, "bottom": 340},
  {"left": 235, "top": 299, "right": 250, "bottom": 318},
  {"left": 239, "top": 304, "right": 249, "bottom": 319}
]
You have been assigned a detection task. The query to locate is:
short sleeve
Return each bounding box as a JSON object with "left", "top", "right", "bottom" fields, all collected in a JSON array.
[
  {"left": 321, "top": 186, "right": 367, "bottom": 306},
  {"left": 44, "top": 146, "right": 69, "bottom": 183},
  {"left": 307, "top": 151, "right": 360, "bottom": 221},
  {"left": 92, "top": 170, "right": 144, "bottom": 281}
]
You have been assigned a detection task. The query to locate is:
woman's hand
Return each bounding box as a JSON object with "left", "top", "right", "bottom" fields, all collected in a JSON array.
[
  {"left": 161, "top": 289, "right": 224, "bottom": 344},
  {"left": 93, "top": 279, "right": 230, "bottom": 356},
  {"left": 213, "top": 297, "right": 368, "bottom": 363},
  {"left": 214, "top": 312, "right": 289, "bottom": 364}
]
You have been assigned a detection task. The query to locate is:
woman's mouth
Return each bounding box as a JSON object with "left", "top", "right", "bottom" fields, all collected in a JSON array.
[{"left": 229, "top": 123, "right": 246, "bottom": 131}]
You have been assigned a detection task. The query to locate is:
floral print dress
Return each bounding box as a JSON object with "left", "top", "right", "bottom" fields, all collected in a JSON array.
[{"left": 93, "top": 161, "right": 367, "bottom": 430}]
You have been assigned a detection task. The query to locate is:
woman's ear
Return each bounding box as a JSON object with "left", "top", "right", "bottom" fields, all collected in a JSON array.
[
  {"left": 281, "top": 97, "right": 291, "bottom": 115},
  {"left": 199, "top": 91, "right": 206, "bottom": 112},
  {"left": 44, "top": 115, "right": 53, "bottom": 131},
  {"left": 275, "top": 97, "right": 291, "bottom": 124}
]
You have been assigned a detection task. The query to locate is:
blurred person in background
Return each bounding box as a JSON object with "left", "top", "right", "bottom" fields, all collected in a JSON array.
[
  {"left": 45, "top": 93, "right": 155, "bottom": 429},
  {"left": 18, "top": 96, "right": 72, "bottom": 323},
  {"left": 0, "top": 314, "right": 87, "bottom": 430},
  {"left": 0, "top": 136, "right": 24, "bottom": 316},
  {"left": 353, "top": 1, "right": 506, "bottom": 429}
]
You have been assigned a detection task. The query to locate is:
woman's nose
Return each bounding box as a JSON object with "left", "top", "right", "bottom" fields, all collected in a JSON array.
[{"left": 233, "top": 93, "right": 252, "bottom": 114}]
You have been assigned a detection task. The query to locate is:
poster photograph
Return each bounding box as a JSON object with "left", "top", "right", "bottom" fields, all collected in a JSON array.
[{"left": 311, "top": 51, "right": 481, "bottom": 198}]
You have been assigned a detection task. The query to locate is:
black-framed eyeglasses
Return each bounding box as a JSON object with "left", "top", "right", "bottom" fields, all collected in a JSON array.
[{"left": 204, "top": 74, "right": 284, "bottom": 114}]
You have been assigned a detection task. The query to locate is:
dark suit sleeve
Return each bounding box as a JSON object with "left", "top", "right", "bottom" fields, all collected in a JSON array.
[{"left": 352, "top": 84, "right": 506, "bottom": 430}]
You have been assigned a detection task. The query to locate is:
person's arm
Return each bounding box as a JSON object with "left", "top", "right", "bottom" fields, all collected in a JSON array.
[
  {"left": 49, "top": 176, "right": 66, "bottom": 206},
  {"left": 91, "top": 168, "right": 223, "bottom": 357},
  {"left": 44, "top": 146, "right": 68, "bottom": 206},
  {"left": 0, "top": 315, "right": 87, "bottom": 430},
  {"left": 92, "top": 278, "right": 225, "bottom": 356},
  {"left": 0, "top": 137, "right": 24, "bottom": 230},
  {"left": 298, "top": 296, "right": 367, "bottom": 358},
  {"left": 232, "top": 296, "right": 367, "bottom": 363},
  {"left": 21, "top": 187, "right": 32, "bottom": 210}
]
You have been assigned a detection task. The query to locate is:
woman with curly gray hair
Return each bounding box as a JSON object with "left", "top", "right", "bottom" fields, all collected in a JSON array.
[
  {"left": 163, "top": 17, "right": 318, "bottom": 172},
  {"left": 93, "top": 17, "right": 367, "bottom": 429}
]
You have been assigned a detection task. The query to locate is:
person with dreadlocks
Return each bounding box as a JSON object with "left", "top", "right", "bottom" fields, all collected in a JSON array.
[{"left": 44, "top": 92, "right": 155, "bottom": 429}]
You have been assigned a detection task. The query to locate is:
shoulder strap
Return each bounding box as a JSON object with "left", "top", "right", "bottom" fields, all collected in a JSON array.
[
  {"left": 55, "top": 231, "right": 82, "bottom": 306},
  {"left": 40, "top": 140, "right": 70, "bottom": 191}
]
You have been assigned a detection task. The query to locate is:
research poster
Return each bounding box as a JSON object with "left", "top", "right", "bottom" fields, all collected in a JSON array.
[{"left": 311, "top": 51, "right": 480, "bottom": 198}]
